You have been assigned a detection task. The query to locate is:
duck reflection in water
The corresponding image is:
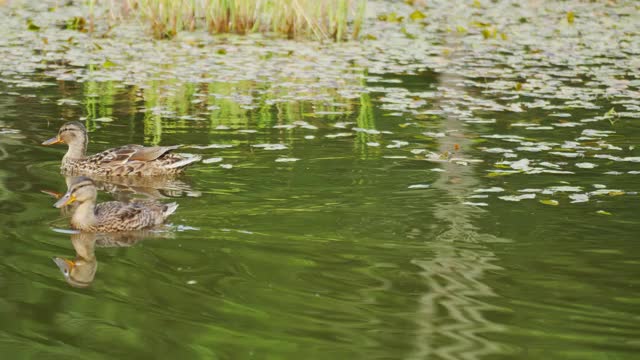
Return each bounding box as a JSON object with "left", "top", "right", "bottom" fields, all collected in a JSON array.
[
  {"left": 43, "top": 173, "right": 200, "bottom": 206},
  {"left": 53, "top": 230, "right": 173, "bottom": 288}
]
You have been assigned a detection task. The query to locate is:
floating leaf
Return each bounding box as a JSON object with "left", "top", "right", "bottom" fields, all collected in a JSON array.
[
  {"left": 463, "top": 202, "right": 488, "bottom": 207},
  {"left": 499, "top": 194, "right": 536, "bottom": 202},
  {"left": 409, "top": 10, "right": 426, "bottom": 21},
  {"left": 102, "top": 59, "right": 116, "bottom": 68},
  {"left": 65, "top": 17, "right": 86, "bottom": 31},
  {"left": 400, "top": 27, "right": 416, "bottom": 39},
  {"left": 408, "top": 184, "right": 430, "bottom": 189},
  {"left": 378, "top": 12, "right": 403, "bottom": 22},
  {"left": 575, "top": 162, "right": 596, "bottom": 169},
  {"left": 275, "top": 157, "right": 300, "bottom": 162},
  {"left": 567, "top": 11, "right": 575, "bottom": 24},
  {"left": 203, "top": 157, "right": 223, "bottom": 164},
  {"left": 604, "top": 107, "right": 617, "bottom": 118},
  {"left": 569, "top": 194, "right": 589, "bottom": 203},
  {"left": 540, "top": 199, "right": 559, "bottom": 206},
  {"left": 596, "top": 210, "right": 612, "bottom": 216},
  {"left": 252, "top": 143, "right": 287, "bottom": 150},
  {"left": 26, "top": 19, "right": 40, "bottom": 31},
  {"left": 475, "top": 187, "right": 504, "bottom": 193}
]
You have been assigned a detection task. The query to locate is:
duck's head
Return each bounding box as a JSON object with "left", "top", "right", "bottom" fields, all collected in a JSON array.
[
  {"left": 54, "top": 176, "right": 97, "bottom": 208},
  {"left": 42, "top": 121, "right": 88, "bottom": 149}
]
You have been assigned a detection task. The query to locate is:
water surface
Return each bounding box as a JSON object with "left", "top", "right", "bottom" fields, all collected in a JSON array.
[{"left": 1, "top": 0, "right": 640, "bottom": 359}]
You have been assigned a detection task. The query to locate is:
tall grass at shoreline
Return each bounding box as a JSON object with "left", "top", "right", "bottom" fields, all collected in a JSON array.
[{"left": 109, "top": 0, "right": 366, "bottom": 41}]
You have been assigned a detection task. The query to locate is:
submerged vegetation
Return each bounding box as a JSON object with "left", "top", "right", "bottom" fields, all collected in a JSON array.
[{"left": 108, "top": 0, "right": 366, "bottom": 40}]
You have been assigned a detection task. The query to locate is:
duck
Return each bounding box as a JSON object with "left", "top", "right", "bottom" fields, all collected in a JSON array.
[
  {"left": 42, "top": 121, "right": 201, "bottom": 176},
  {"left": 54, "top": 176, "right": 178, "bottom": 232}
]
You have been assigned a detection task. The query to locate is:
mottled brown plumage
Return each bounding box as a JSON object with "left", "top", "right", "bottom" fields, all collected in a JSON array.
[
  {"left": 54, "top": 177, "right": 178, "bottom": 232},
  {"left": 42, "top": 121, "right": 201, "bottom": 176}
]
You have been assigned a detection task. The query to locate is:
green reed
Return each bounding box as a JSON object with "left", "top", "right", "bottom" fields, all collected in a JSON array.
[{"left": 109, "top": 0, "right": 366, "bottom": 40}]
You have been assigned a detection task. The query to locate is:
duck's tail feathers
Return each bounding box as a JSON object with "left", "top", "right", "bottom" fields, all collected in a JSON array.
[
  {"left": 163, "top": 202, "right": 179, "bottom": 218},
  {"left": 166, "top": 154, "right": 202, "bottom": 170}
]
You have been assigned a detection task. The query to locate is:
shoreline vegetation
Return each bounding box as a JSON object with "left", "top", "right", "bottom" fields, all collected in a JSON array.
[{"left": 105, "top": 0, "right": 367, "bottom": 40}]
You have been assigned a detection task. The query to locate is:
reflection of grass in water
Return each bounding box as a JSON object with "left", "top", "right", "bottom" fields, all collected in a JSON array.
[
  {"left": 143, "top": 81, "right": 166, "bottom": 145},
  {"left": 110, "top": 0, "right": 366, "bottom": 41},
  {"left": 83, "top": 75, "right": 116, "bottom": 130},
  {"left": 207, "top": 82, "right": 253, "bottom": 129},
  {"left": 354, "top": 83, "right": 378, "bottom": 159},
  {"left": 82, "top": 74, "right": 369, "bottom": 148}
]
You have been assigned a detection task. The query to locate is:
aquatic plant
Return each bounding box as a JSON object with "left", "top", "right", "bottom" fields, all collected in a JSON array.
[{"left": 108, "top": 0, "right": 367, "bottom": 40}]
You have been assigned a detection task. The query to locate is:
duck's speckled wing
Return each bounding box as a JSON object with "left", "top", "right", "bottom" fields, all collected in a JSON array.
[
  {"left": 89, "top": 145, "right": 180, "bottom": 164},
  {"left": 77, "top": 144, "right": 198, "bottom": 176},
  {"left": 94, "top": 200, "right": 167, "bottom": 232}
]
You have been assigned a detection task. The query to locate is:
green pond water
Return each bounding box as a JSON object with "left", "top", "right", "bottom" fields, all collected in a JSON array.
[
  {"left": 1, "top": 74, "right": 639, "bottom": 359},
  {"left": 1, "top": 0, "right": 640, "bottom": 359}
]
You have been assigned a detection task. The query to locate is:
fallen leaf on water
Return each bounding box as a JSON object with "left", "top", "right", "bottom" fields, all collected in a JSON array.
[
  {"left": 569, "top": 194, "right": 589, "bottom": 203},
  {"left": 202, "top": 157, "right": 223, "bottom": 164},
  {"left": 463, "top": 202, "right": 488, "bottom": 207},
  {"left": 102, "top": 59, "right": 116, "bottom": 68},
  {"left": 27, "top": 19, "right": 40, "bottom": 31},
  {"left": 408, "top": 184, "right": 430, "bottom": 189},
  {"left": 275, "top": 158, "right": 300, "bottom": 162},
  {"left": 499, "top": 194, "right": 536, "bottom": 202},
  {"left": 409, "top": 10, "right": 426, "bottom": 21},
  {"left": 475, "top": 187, "right": 504, "bottom": 193}
]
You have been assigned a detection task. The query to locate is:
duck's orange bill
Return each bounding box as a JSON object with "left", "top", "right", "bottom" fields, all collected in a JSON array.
[
  {"left": 42, "top": 136, "right": 63, "bottom": 145},
  {"left": 53, "top": 193, "right": 76, "bottom": 208}
]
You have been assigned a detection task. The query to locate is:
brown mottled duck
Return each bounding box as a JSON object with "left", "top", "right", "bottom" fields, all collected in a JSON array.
[
  {"left": 42, "top": 121, "right": 201, "bottom": 176},
  {"left": 54, "top": 176, "right": 178, "bottom": 232}
]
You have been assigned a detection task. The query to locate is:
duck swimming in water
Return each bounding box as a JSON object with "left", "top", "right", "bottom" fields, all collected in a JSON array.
[
  {"left": 43, "top": 121, "right": 201, "bottom": 176},
  {"left": 54, "top": 176, "right": 178, "bottom": 232}
]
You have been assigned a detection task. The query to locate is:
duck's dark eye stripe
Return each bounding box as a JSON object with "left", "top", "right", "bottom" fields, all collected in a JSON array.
[{"left": 72, "top": 182, "right": 93, "bottom": 191}]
